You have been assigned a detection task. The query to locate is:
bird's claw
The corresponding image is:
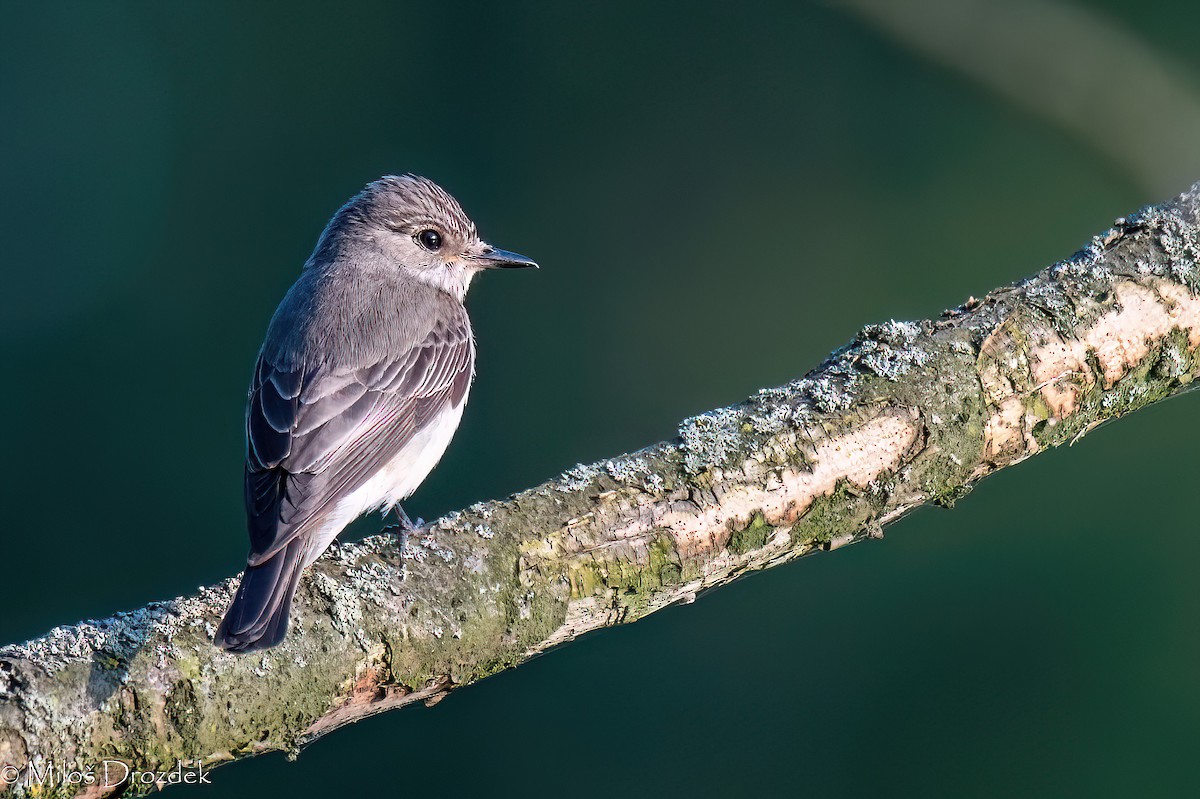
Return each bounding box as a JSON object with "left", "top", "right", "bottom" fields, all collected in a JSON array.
[{"left": 389, "top": 505, "right": 424, "bottom": 533}]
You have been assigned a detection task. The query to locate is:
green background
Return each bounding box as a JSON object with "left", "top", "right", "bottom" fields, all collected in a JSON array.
[{"left": 3, "top": 2, "right": 1199, "bottom": 796}]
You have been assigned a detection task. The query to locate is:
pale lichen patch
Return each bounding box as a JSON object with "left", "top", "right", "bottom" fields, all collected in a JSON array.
[
  {"left": 678, "top": 407, "right": 745, "bottom": 474},
  {"left": 602, "top": 451, "right": 667, "bottom": 493},
  {"left": 1124, "top": 195, "right": 1200, "bottom": 287},
  {"left": 555, "top": 462, "right": 604, "bottom": 492},
  {"left": 856, "top": 320, "right": 931, "bottom": 380},
  {"left": 0, "top": 579, "right": 236, "bottom": 677}
]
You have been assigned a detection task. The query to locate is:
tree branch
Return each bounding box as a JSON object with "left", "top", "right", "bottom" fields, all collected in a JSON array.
[{"left": 4, "top": 184, "right": 1200, "bottom": 798}]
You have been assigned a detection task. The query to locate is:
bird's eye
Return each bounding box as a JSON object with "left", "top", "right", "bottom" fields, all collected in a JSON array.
[{"left": 416, "top": 229, "right": 443, "bottom": 252}]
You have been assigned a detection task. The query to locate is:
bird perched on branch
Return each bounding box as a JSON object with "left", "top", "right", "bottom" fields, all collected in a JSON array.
[{"left": 215, "top": 175, "right": 537, "bottom": 652}]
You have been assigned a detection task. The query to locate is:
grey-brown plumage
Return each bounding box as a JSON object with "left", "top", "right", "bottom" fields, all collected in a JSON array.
[{"left": 215, "top": 175, "right": 536, "bottom": 653}]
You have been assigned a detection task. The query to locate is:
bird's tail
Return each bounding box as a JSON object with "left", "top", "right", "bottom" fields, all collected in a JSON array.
[{"left": 215, "top": 538, "right": 306, "bottom": 653}]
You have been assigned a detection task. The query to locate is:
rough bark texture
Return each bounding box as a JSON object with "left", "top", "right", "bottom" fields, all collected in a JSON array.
[{"left": 3, "top": 185, "right": 1200, "bottom": 797}]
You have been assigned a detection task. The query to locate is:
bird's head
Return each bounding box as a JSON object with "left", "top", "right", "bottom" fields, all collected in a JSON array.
[{"left": 309, "top": 174, "right": 537, "bottom": 299}]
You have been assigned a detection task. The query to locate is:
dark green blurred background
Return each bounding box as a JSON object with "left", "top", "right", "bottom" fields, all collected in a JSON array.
[{"left": 4, "top": 1, "right": 1200, "bottom": 796}]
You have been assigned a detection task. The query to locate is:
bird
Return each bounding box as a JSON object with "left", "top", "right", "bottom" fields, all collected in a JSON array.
[{"left": 214, "top": 174, "right": 537, "bottom": 653}]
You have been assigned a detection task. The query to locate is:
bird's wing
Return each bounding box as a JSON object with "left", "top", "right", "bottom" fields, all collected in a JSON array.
[{"left": 243, "top": 306, "right": 474, "bottom": 566}]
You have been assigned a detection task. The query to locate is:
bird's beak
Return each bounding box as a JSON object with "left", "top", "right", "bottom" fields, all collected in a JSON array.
[{"left": 466, "top": 245, "right": 539, "bottom": 270}]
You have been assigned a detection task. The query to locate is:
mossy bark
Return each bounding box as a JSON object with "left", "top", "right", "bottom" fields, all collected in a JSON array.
[{"left": 3, "top": 184, "right": 1200, "bottom": 797}]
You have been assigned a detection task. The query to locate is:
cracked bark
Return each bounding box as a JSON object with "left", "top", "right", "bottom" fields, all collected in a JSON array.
[{"left": 3, "top": 184, "right": 1200, "bottom": 798}]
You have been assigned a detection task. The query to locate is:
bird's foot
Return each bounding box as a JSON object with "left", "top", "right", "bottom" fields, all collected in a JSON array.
[
  {"left": 392, "top": 505, "right": 425, "bottom": 532},
  {"left": 381, "top": 505, "right": 424, "bottom": 547},
  {"left": 381, "top": 503, "right": 429, "bottom": 559}
]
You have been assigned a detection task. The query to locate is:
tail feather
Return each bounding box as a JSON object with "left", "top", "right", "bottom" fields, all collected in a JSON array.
[{"left": 215, "top": 539, "right": 306, "bottom": 653}]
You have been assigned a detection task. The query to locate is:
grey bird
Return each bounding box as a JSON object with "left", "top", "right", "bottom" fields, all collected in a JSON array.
[{"left": 215, "top": 174, "right": 536, "bottom": 653}]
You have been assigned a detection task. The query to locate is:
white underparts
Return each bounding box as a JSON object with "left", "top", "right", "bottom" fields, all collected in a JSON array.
[{"left": 300, "top": 398, "right": 468, "bottom": 566}]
